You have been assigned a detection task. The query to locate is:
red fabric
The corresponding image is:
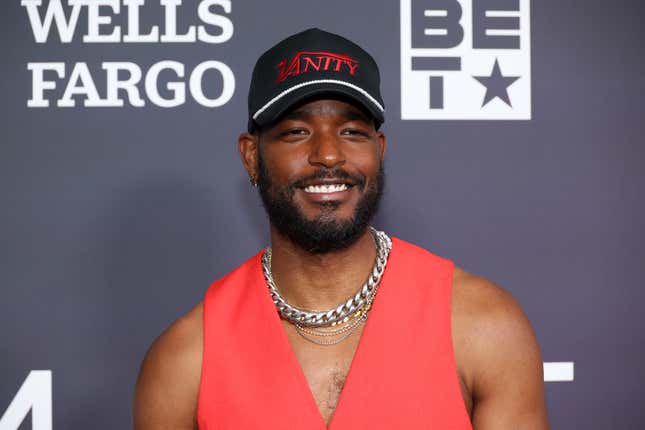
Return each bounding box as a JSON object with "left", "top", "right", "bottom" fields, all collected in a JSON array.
[{"left": 198, "top": 238, "right": 473, "bottom": 429}]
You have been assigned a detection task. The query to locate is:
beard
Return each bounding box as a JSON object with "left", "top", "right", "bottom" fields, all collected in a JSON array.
[{"left": 256, "top": 153, "right": 385, "bottom": 254}]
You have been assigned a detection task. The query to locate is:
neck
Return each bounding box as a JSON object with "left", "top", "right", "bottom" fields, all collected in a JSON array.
[{"left": 268, "top": 226, "right": 377, "bottom": 311}]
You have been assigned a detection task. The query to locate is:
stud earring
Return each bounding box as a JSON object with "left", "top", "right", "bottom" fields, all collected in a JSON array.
[{"left": 249, "top": 175, "right": 258, "bottom": 187}]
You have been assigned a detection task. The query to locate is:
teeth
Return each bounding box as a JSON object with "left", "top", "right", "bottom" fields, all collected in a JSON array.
[{"left": 303, "top": 184, "right": 348, "bottom": 193}]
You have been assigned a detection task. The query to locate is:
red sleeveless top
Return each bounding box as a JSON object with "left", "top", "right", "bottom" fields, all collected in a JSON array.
[{"left": 198, "top": 238, "right": 472, "bottom": 429}]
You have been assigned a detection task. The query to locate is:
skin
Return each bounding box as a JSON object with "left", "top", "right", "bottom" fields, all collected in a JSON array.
[{"left": 133, "top": 99, "right": 550, "bottom": 429}]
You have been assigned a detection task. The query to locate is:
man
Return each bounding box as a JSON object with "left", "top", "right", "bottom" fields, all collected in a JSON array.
[{"left": 134, "top": 28, "right": 549, "bottom": 429}]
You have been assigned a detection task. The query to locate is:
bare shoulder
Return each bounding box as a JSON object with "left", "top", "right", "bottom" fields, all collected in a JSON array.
[
  {"left": 133, "top": 302, "right": 204, "bottom": 430},
  {"left": 452, "top": 266, "right": 534, "bottom": 340},
  {"left": 451, "top": 266, "right": 549, "bottom": 429}
]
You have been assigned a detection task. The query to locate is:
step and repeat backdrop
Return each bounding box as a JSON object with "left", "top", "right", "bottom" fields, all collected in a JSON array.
[{"left": 1, "top": 0, "right": 643, "bottom": 428}]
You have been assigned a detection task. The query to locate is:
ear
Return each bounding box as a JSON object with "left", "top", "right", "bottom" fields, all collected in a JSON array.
[
  {"left": 238, "top": 132, "right": 259, "bottom": 180},
  {"left": 376, "top": 131, "right": 387, "bottom": 162}
]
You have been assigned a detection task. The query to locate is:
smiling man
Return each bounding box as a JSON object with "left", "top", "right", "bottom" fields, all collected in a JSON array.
[{"left": 134, "top": 28, "right": 549, "bottom": 429}]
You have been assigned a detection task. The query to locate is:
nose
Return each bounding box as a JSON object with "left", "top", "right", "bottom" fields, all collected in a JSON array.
[{"left": 307, "top": 129, "right": 345, "bottom": 169}]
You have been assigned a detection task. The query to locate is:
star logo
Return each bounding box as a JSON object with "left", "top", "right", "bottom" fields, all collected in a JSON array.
[{"left": 473, "top": 59, "right": 521, "bottom": 107}]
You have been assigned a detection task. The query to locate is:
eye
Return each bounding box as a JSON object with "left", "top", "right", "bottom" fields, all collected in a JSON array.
[
  {"left": 278, "top": 127, "right": 310, "bottom": 142},
  {"left": 287, "top": 128, "right": 308, "bottom": 135},
  {"left": 341, "top": 128, "right": 370, "bottom": 138}
]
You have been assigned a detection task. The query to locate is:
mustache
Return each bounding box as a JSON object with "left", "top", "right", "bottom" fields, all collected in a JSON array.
[{"left": 290, "top": 168, "right": 366, "bottom": 189}]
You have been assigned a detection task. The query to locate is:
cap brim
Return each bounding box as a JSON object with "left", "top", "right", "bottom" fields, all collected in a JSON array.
[{"left": 249, "top": 83, "right": 384, "bottom": 132}]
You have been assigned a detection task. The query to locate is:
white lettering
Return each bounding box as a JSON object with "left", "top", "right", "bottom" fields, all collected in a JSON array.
[
  {"left": 123, "top": 0, "right": 160, "bottom": 43},
  {"left": 197, "top": 0, "right": 233, "bottom": 44},
  {"left": 59, "top": 62, "right": 112, "bottom": 107},
  {"left": 146, "top": 61, "right": 186, "bottom": 107},
  {"left": 22, "top": 0, "right": 235, "bottom": 44},
  {"left": 27, "top": 62, "right": 65, "bottom": 107},
  {"left": 65, "top": 0, "right": 122, "bottom": 43},
  {"left": 190, "top": 61, "right": 235, "bottom": 107},
  {"left": 21, "top": 0, "right": 82, "bottom": 43},
  {"left": 543, "top": 362, "right": 575, "bottom": 382},
  {"left": 27, "top": 61, "right": 236, "bottom": 108},
  {"left": 160, "top": 0, "right": 196, "bottom": 43},
  {"left": 103, "top": 62, "right": 145, "bottom": 107},
  {"left": 0, "top": 371, "right": 52, "bottom": 430}
]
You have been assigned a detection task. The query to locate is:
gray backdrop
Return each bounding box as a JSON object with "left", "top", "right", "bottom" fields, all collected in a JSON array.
[{"left": 1, "top": 0, "right": 644, "bottom": 428}]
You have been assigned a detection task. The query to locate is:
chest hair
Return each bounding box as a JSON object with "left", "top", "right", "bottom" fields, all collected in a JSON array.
[{"left": 313, "top": 367, "right": 348, "bottom": 423}]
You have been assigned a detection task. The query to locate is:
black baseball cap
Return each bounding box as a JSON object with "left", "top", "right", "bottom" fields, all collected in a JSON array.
[{"left": 247, "top": 28, "right": 385, "bottom": 132}]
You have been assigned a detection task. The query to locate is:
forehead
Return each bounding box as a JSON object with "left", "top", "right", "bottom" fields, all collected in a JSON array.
[{"left": 280, "top": 98, "right": 373, "bottom": 123}]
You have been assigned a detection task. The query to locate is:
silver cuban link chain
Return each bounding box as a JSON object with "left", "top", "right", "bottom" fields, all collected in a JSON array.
[{"left": 261, "top": 227, "right": 392, "bottom": 328}]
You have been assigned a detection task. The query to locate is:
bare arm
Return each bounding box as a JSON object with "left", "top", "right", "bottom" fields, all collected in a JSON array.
[
  {"left": 452, "top": 269, "right": 549, "bottom": 430},
  {"left": 133, "top": 303, "right": 203, "bottom": 430}
]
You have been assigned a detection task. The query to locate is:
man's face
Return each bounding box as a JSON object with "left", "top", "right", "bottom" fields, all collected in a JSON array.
[{"left": 255, "top": 98, "right": 386, "bottom": 253}]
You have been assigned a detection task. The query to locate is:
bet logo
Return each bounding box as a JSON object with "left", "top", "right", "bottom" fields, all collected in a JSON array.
[{"left": 400, "top": 0, "right": 531, "bottom": 120}]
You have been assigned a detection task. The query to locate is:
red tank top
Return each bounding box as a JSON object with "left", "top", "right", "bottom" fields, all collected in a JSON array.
[{"left": 198, "top": 238, "right": 472, "bottom": 429}]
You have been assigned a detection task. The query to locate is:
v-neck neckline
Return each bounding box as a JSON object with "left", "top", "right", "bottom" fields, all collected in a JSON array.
[{"left": 257, "top": 252, "right": 391, "bottom": 430}]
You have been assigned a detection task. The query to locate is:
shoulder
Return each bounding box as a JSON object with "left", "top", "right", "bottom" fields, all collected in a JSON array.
[
  {"left": 134, "top": 302, "right": 203, "bottom": 430},
  {"left": 452, "top": 266, "right": 532, "bottom": 336},
  {"left": 451, "top": 266, "right": 543, "bottom": 384},
  {"left": 390, "top": 237, "right": 541, "bottom": 377},
  {"left": 451, "top": 266, "right": 549, "bottom": 428}
]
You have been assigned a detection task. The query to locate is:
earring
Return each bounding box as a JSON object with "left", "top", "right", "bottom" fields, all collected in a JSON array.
[{"left": 249, "top": 175, "right": 258, "bottom": 187}]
